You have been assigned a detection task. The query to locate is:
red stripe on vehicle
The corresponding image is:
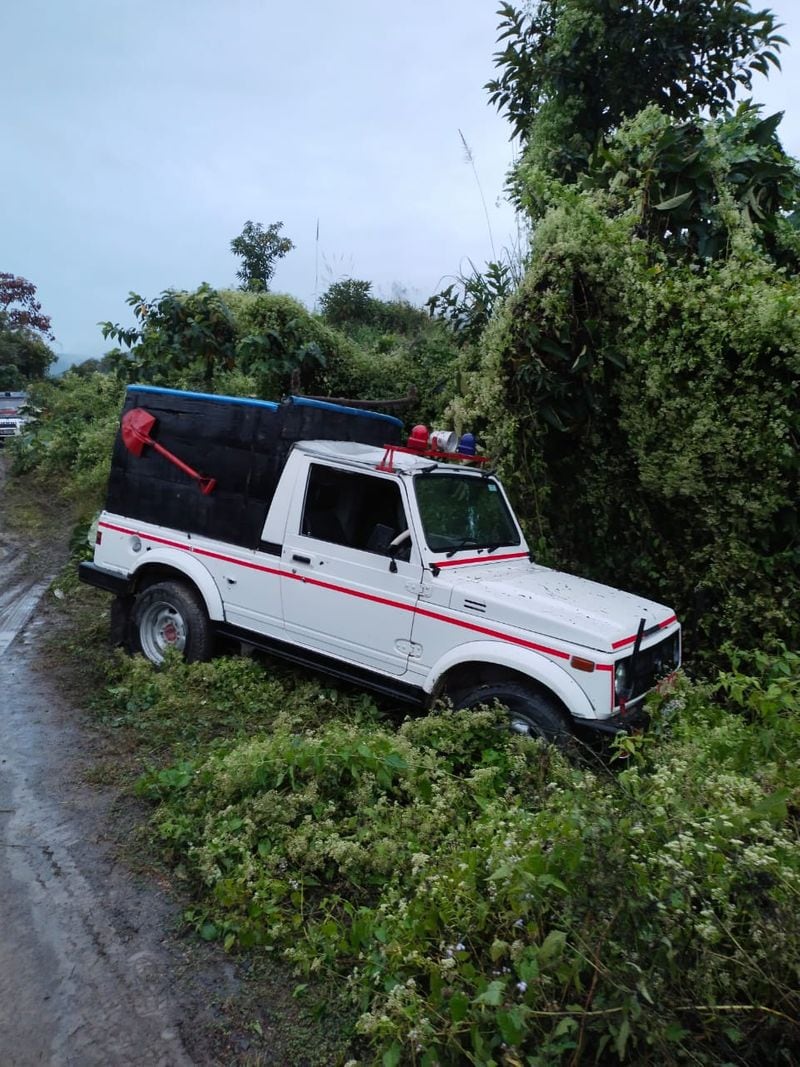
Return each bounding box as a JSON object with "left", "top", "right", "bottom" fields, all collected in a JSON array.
[
  {"left": 98, "top": 523, "right": 608, "bottom": 668},
  {"left": 280, "top": 571, "right": 571, "bottom": 659},
  {"left": 415, "top": 605, "right": 570, "bottom": 659},
  {"left": 99, "top": 521, "right": 285, "bottom": 578},
  {"left": 611, "top": 614, "right": 678, "bottom": 650},
  {"left": 596, "top": 662, "right": 615, "bottom": 710},
  {"left": 435, "top": 551, "right": 529, "bottom": 569},
  {"left": 192, "top": 546, "right": 283, "bottom": 578},
  {"left": 99, "top": 521, "right": 191, "bottom": 554}
]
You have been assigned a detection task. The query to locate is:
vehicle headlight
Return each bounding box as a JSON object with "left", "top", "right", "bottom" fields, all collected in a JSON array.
[{"left": 615, "top": 659, "right": 629, "bottom": 697}]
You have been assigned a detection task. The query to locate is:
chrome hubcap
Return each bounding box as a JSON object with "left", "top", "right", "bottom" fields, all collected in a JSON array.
[{"left": 139, "top": 600, "right": 187, "bottom": 664}]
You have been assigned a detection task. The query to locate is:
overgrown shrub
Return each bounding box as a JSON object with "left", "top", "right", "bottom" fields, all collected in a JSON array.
[
  {"left": 458, "top": 111, "right": 800, "bottom": 665},
  {"left": 128, "top": 650, "right": 800, "bottom": 1065},
  {"left": 10, "top": 371, "right": 125, "bottom": 515},
  {"left": 221, "top": 289, "right": 353, "bottom": 396},
  {"left": 319, "top": 279, "right": 377, "bottom": 327}
]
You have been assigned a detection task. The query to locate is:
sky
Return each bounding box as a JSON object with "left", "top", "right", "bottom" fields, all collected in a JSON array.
[{"left": 2, "top": 1, "right": 799, "bottom": 367}]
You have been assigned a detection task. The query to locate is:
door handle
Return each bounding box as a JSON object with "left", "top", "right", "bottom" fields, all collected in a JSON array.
[{"left": 292, "top": 553, "right": 311, "bottom": 565}]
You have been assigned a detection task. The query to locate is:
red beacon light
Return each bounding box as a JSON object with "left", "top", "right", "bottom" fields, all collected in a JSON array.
[{"left": 407, "top": 424, "right": 430, "bottom": 450}]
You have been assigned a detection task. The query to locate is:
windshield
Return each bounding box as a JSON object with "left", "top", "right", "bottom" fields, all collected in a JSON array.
[
  {"left": 414, "top": 472, "right": 521, "bottom": 554},
  {"left": 0, "top": 395, "right": 26, "bottom": 415}
]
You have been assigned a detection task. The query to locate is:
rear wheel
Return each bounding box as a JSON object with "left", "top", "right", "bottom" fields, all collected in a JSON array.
[
  {"left": 453, "top": 681, "right": 572, "bottom": 747},
  {"left": 129, "top": 580, "right": 213, "bottom": 666}
]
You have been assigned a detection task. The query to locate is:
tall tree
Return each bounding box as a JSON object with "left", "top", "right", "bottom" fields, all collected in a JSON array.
[
  {"left": 488, "top": 0, "right": 786, "bottom": 179},
  {"left": 230, "top": 220, "right": 294, "bottom": 292},
  {"left": 0, "top": 273, "right": 54, "bottom": 338},
  {"left": 0, "top": 273, "right": 55, "bottom": 383}
]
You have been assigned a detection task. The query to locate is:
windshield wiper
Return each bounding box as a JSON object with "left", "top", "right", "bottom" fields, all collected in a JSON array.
[{"left": 444, "top": 538, "right": 482, "bottom": 558}]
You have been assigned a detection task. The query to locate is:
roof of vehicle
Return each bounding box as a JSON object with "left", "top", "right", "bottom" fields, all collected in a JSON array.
[{"left": 295, "top": 439, "right": 487, "bottom": 476}]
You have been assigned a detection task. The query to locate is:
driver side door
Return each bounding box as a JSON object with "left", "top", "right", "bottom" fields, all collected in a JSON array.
[{"left": 280, "top": 462, "right": 423, "bottom": 676}]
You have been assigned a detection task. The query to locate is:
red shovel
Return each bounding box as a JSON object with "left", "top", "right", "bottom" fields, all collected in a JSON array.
[{"left": 121, "top": 408, "right": 217, "bottom": 495}]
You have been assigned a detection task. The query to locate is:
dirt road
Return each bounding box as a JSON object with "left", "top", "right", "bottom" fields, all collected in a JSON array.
[{"left": 0, "top": 460, "right": 232, "bottom": 1065}]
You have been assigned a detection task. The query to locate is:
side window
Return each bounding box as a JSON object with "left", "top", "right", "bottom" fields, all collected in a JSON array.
[{"left": 301, "top": 465, "right": 411, "bottom": 560}]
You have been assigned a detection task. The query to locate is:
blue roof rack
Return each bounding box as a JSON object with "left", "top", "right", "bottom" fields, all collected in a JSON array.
[{"left": 127, "top": 385, "right": 402, "bottom": 427}]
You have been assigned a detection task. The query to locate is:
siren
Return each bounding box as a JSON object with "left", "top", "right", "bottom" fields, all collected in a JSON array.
[
  {"left": 430, "top": 429, "right": 457, "bottom": 452},
  {"left": 457, "top": 433, "right": 477, "bottom": 456},
  {"left": 407, "top": 424, "right": 430, "bottom": 450}
]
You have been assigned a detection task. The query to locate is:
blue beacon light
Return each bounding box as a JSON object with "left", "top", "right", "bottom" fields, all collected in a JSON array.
[{"left": 457, "top": 432, "right": 477, "bottom": 456}]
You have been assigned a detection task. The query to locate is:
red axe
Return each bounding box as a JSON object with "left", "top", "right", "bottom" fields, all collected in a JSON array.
[{"left": 121, "top": 408, "right": 217, "bottom": 495}]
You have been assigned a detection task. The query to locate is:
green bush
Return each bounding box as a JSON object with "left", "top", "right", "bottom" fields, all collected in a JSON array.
[
  {"left": 220, "top": 289, "right": 354, "bottom": 396},
  {"left": 458, "top": 114, "right": 800, "bottom": 664},
  {"left": 130, "top": 650, "right": 799, "bottom": 1065},
  {"left": 319, "top": 279, "right": 377, "bottom": 327},
  {"left": 10, "top": 372, "right": 125, "bottom": 515}
]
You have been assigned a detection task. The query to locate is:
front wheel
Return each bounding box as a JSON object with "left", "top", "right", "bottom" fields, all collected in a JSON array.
[
  {"left": 129, "top": 580, "right": 214, "bottom": 666},
  {"left": 453, "top": 681, "right": 572, "bottom": 748}
]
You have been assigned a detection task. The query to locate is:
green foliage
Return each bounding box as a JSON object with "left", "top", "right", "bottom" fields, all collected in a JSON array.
[
  {"left": 461, "top": 106, "right": 800, "bottom": 662},
  {"left": 371, "top": 295, "right": 431, "bottom": 336},
  {"left": 128, "top": 650, "right": 800, "bottom": 1065},
  {"left": 230, "top": 220, "right": 294, "bottom": 292},
  {"left": 94, "top": 275, "right": 456, "bottom": 424},
  {"left": 489, "top": 0, "right": 786, "bottom": 179},
  {"left": 319, "top": 279, "right": 376, "bottom": 327},
  {"left": 584, "top": 103, "right": 800, "bottom": 265},
  {"left": 9, "top": 372, "right": 125, "bottom": 514},
  {"left": 100, "top": 284, "right": 239, "bottom": 387},
  {"left": 99, "top": 286, "right": 338, "bottom": 396},
  {"left": 100, "top": 649, "right": 381, "bottom": 754},
  {"left": 220, "top": 289, "right": 343, "bottom": 396},
  {"left": 312, "top": 279, "right": 460, "bottom": 424},
  {"left": 427, "top": 257, "right": 521, "bottom": 346},
  {"left": 67, "top": 352, "right": 121, "bottom": 377},
  {"left": 0, "top": 330, "right": 55, "bottom": 385},
  {"left": 0, "top": 273, "right": 56, "bottom": 383},
  {"left": 320, "top": 280, "right": 432, "bottom": 338},
  {"left": 326, "top": 320, "right": 460, "bottom": 427}
]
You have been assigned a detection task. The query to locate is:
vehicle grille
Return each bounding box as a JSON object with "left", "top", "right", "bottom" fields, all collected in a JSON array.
[{"left": 623, "top": 630, "right": 681, "bottom": 702}]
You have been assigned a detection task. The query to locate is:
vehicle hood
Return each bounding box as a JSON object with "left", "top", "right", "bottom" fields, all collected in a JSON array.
[{"left": 445, "top": 561, "right": 676, "bottom": 655}]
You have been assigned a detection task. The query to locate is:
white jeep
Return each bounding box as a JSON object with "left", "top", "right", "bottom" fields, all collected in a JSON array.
[
  {"left": 80, "top": 386, "right": 681, "bottom": 742},
  {"left": 0, "top": 391, "right": 29, "bottom": 445}
]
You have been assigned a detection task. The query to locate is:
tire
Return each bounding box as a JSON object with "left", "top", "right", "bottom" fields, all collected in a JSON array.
[
  {"left": 453, "top": 681, "right": 572, "bottom": 747},
  {"left": 129, "top": 580, "right": 214, "bottom": 666}
]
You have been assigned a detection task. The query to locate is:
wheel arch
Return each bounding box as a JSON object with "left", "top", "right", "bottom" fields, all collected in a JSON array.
[
  {"left": 425, "top": 640, "right": 597, "bottom": 721},
  {"left": 130, "top": 551, "right": 225, "bottom": 621}
]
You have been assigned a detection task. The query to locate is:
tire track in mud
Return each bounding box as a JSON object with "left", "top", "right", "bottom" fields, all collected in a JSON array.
[
  {"left": 0, "top": 464, "right": 55, "bottom": 658},
  {"left": 0, "top": 574, "right": 54, "bottom": 657}
]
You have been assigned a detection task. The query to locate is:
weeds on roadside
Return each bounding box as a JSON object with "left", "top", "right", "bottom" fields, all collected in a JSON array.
[{"left": 107, "top": 650, "right": 800, "bottom": 1065}]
